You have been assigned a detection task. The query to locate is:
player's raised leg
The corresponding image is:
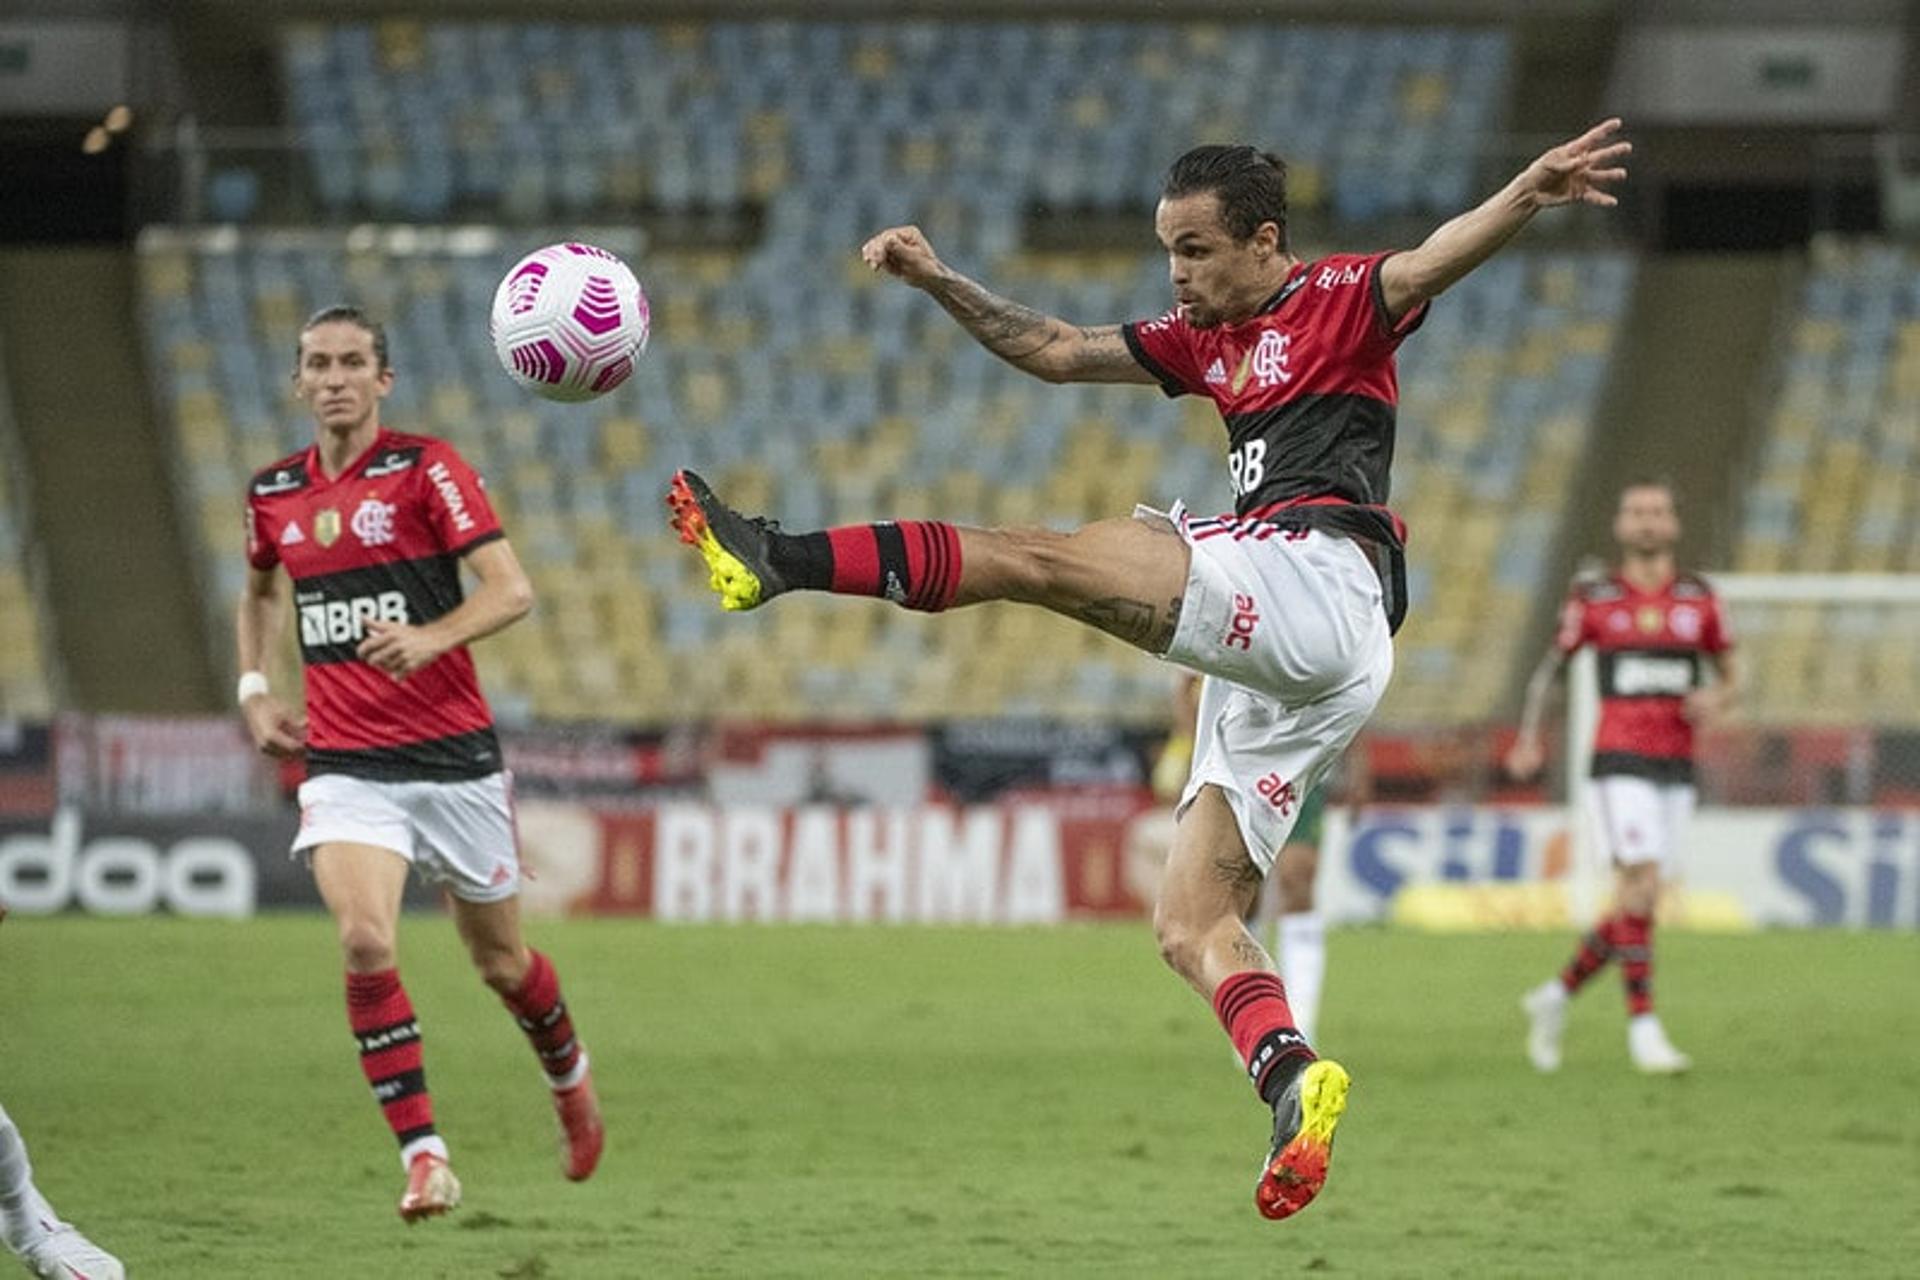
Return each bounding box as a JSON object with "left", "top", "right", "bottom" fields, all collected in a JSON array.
[
  {"left": 668, "top": 469, "right": 1192, "bottom": 655},
  {"left": 450, "top": 895, "right": 605, "bottom": 1181},
  {"left": 1, "top": 1104, "right": 124, "bottom": 1280},
  {"left": 1157, "top": 784, "right": 1348, "bottom": 1222},
  {"left": 311, "top": 841, "right": 461, "bottom": 1222}
]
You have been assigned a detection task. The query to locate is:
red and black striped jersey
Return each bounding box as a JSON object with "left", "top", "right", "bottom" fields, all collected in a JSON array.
[
  {"left": 245, "top": 428, "right": 505, "bottom": 782},
  {"left": 1122, "top": 252, "right": 1427, "bottom": 629},
  {"left": 1555, "top": 571, "right": 1734, "bottom": 783}
]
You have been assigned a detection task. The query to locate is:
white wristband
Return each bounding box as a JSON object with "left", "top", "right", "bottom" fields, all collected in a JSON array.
[{"left": 237, "top": 671, "right": 271, "bottom": 705}]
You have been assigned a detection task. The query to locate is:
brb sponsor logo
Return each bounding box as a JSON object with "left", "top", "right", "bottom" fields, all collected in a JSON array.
[
  {"left": 1611, "top": 654, "right": 1695, "bottom": 697},
  {"left": 0, "top": 809, "right": 256, "bottom": 917},
  {"left": 299, "top": 591, "right": 408, "bottom": 646},
  {"left": 1256, "top": 772, "right": 1297, "bottom": 816},
  {"left": 1224, "top": 592, "right": 1261, "bottom": 651},
  {"left": 427, "top": 460, "right": 475, "bottom": 533}
]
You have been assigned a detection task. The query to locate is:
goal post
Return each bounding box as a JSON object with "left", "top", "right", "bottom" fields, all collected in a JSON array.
[{"left": 1563, "top": 573, "right": 1920, "bottom": 926}]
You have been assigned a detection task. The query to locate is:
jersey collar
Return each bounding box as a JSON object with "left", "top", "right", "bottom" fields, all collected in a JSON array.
[
  {"left": 308, "top": 427, "right": 390, "bottom": 487},
  {"left": 1251, "top": 261, "right": 1312, "bottom": 317}
]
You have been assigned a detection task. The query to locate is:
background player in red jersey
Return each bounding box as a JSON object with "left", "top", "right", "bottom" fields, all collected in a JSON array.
[
  {"left": 1507, "top": 479, "right": 1741, "bottom": 1074},
  {"left": 668, "top": 121, "right": 1630, "bottom": 1219},
  {"left": 234, "top": 307, "right": 603, "bottom": 1222}
]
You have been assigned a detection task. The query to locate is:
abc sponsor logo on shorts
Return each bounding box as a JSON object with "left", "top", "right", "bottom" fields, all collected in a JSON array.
[
  {"left": 0, "top": 809, "right": 255, "bottom": 917},
  {"left": 299, "top": 590, "right": 408, "bottom": 645},
  {"left": 1224, "top": 591, "right": 1261, "bottom": 650},
  {"left": 1256, "top": 772, "right": 1298, "bottom": 816}
]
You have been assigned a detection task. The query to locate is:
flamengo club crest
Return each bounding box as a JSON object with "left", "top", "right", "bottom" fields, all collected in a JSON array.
[
  {"left": 1232, "top": 330, "right": 1294, "bottom": 393},
  {"left": 314, "top": 508, "right": 342, "bottom": 548},
  {"left": 351, "top": 497, "right": 398, "bottom": 547}
]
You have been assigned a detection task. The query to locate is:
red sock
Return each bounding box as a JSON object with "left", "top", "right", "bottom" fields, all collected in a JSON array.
[
  {"left": 1614, "top": 913, "right": 1654, "bottom": 1016},
  {"left": 819, "top": 520, "right": 964, "bottom": 612},
  {"left": 503, "top": 950, "right": 584, "bottom": 1086},
  {"left": 346, "top": 969, "right": 437, "bottom": 1155},
  {"left": 1558, "top": 916, "right": 1618, "bottom": 994},
  {"left": 1212, "top": 971, "right": 1314, "bottom": 1103}
]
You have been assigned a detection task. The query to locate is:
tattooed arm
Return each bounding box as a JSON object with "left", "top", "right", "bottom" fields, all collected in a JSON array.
[{"left": 860, "top": 224, "right": 1156, "bottom": 386}]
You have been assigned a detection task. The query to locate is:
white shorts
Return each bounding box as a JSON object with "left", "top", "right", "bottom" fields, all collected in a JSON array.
[
  {"left": 294, "top": 771, "right": 522, "bottom": 903},
  {"left": 1154, "top": 507, "right": 1394, "bottom": 874},
  {"left": 1588, "top": 774, "right": 1696, "bottom": 870}
]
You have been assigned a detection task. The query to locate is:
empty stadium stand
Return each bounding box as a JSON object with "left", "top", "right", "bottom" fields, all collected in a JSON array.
[{"left": 140, "top": 21, "right": 1636, "bottom": 726}]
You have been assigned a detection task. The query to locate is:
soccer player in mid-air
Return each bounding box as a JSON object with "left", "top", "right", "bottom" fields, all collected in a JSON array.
[
  {"left": 1508, "top": 478, "right": 1739, "bottom": 1074},
  {"left": 669, "top": 121, "right": 1631, "bottom": 1218},
  {"left": 235, "top": 307, "right": 603, "bottom": 1222}
]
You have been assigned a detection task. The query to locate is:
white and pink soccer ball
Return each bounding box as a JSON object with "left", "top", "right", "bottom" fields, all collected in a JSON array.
[{"left": 490, "top": 242, "right": 651, "bottom": 403}]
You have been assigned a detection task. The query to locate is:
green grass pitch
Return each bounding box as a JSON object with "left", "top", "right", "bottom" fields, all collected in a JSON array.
[{"left": 4, "top": 918, "right": 1916, "bottom": 1277}]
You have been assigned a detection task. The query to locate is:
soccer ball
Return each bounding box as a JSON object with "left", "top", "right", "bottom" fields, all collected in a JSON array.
[{"left": 490, "top": 242, "right": 651, "bottom": 403}]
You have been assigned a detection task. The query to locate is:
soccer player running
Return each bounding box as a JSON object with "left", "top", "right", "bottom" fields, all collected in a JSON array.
[
  {"left": 1508, "top": 479, "right": 1740, "bottom": 1074},
  {"left": 669, "top": 122, "right": 1630, "bottom": 1218},
  {"left": 236, "top": 308, "right": 603, "bottom": 1222}
]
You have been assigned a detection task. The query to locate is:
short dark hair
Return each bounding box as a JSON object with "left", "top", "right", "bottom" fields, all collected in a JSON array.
[
  {"left": 1620, "top": 475, "right": 1676, "bottom": 505},
  {"left": 297, "top": 305, "right": 389, "bottom": 371},
  {"left": 1162, "top": 145, "right": 1289, "bottom": 247}
]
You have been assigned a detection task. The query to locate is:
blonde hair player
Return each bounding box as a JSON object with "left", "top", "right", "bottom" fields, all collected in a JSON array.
[{"left": 236, "top": 307, "right": 603, "bottom": 1221}]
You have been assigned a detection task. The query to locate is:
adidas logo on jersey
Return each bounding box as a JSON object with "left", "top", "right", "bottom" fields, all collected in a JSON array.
[
  {"left": 280, "top": 521, "right": 305, "bottom": 546},
  {"left": 1205, "top": 357, "right": 1228, "bottom": 385}
]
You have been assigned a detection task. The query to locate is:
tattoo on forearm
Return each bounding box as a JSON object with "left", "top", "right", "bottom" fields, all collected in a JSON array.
[{"left": 927, "top": 270, "right": 1065, "bottom": 364}]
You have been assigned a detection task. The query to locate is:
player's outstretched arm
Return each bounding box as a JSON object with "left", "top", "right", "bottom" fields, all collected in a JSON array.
[
  {"left": 1379, "top": 118, "right": 1631, "bottom": 323},
  {"left": 235, "top": 567, "right": 307, "bottom": 758},
  {"left": 357, "top": 537, "right": 534, "bottom": 680},
  {"left": 860, "top": 224, "right": 1155, "bottom": 386},
  {"left": 1505, "top": 645, "right": 1570, "bottom": 780}
]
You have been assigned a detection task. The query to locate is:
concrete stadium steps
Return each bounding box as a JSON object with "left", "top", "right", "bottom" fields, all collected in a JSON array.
[{"left": 0, "top": 249, "right": 215, "bottom": 712}]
